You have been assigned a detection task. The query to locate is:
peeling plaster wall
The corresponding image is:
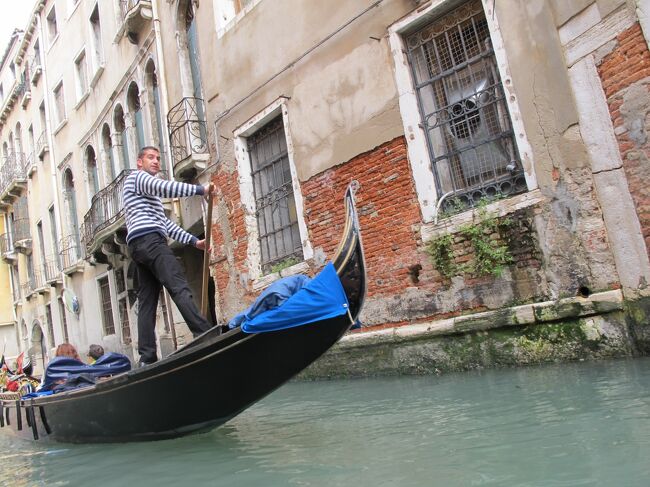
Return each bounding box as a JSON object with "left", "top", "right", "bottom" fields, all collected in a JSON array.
[
  {"left": 193, "top": 0, "right": 646, "bottom": 339},
  {"left": 556, "top": 0, "right": 650, "bottom": 294},
  {"left": 494, "top": 0, "right": 620, "bottom": 297},
  {"left": 205, "top": 0, "right": 413, "bottom": 180}
]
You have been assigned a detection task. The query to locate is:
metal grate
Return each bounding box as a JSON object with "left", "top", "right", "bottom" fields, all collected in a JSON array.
[
  {"left": 247, "top": 117, "right": 303, "bottom": 274},
  {"left": 406, "top": 0, "right": 526, "bottom": 213},
  {"left": 80, "top": 169, "right": 134, "bottom": 255},
  {"left": 59, "top": 235, "right": 82, "bottom": 270},
  {"left": 167, "top": 97, "right": 208, "bottom": 168},
  {"left": 98, "top": 276, "right": 115, "bottom": 335}
]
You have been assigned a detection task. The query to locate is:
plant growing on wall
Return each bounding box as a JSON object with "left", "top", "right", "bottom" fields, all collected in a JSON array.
[
  {"left": 270, "top": 256, "right": 300, "bottom": 274},
  {"left": 427, "top": 207, "right": 513, "bottom": 279},
  {"left": 461, "top": 207, "right": 513, "bottom": 277},
  {"left": 426, "top": 233, "right": 458, "bottom": 278}
]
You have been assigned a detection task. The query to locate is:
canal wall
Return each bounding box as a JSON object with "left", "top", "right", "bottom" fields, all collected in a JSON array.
[{"left": 299, "top": 290, "right": 650, "bottom": 379}]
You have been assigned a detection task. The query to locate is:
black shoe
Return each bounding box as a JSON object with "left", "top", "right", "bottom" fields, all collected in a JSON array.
[
  {"left": 192, "top": 328, "right": 211, "bottom": 339},
  {"left": 138, "top": 358, "right": 157, "bottom": 367}
]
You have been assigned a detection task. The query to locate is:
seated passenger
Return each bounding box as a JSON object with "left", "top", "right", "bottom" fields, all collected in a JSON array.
[
  {"left": 87, "top": 344, "right": 105, "bottom": 364},
  {"left": 39, "top": 344, "right": 131, "bottom": 393},
  {"left": 54, "top": 343, "right": 83, "bottom": 363}
]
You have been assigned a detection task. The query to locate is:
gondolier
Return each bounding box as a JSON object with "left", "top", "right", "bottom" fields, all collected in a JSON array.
[
  {"left": 124, "top": 146, "right": 215, "bottom": 366},
  {"left": 0, "top": 184, "right": 365, "bottom": 443}
]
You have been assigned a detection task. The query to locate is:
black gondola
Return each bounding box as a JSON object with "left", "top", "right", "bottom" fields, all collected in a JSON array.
[{"left": 0, "top": 184, "right": 366, "bottom": 443}]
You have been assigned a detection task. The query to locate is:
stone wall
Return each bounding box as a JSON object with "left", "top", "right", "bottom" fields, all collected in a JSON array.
[
  {"left": 597, "top": 22, "right": 650, "bottom": 257},
  {"left": 300, "top": 290, "right": 638, "bottom": 379},
  {"left": 212, "top": 136, "right": 548, "bottom": 330},
  {"left": 204, "top": 1, "right": 650, "bottom": 380}
]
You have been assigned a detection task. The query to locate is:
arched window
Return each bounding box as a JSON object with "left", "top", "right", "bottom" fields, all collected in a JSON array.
[
  {"left": 102, "top": 123, "right": 116, "bottom": 179},
  {"left": 15, "top": 122, "right": 23, "bottom": 156},
  {"left": 27, "top": 125, "right": 35, "bottom": 157},
  {"left": 7, "top": 131, "right": 14, "bottom": 155},
  {"left": 63, "top": 168, "right": 80, "bottom": 249},
  {"left": 30, "top": 321, "right": 47, "bottom": 377},
  {"left": 127, "top": 82, "right": 145, "bottom": 150},
  {"left": 85, "top": 145, "right": 99, "bottom": 196},
  {"left": 172, "top": 1, "right": 207, "bottom": 160},
  {"left": 113, "top": 104, "right": 129, "bottom": 170},
  {"left": 145, "top": 60, "right": 167, "bottom": 167},
  {"left": 182, "top": 1, "right": 203, "bottom": 101}
]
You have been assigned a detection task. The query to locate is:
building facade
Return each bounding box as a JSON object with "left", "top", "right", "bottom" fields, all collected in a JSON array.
[{"left": 0, "top": 0, "right": 649, "bottom": 375}]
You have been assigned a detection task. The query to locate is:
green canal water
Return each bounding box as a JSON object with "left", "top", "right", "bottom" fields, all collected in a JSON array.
[{"left": 1, "top": 357, "right": 650, "bottom": 486}]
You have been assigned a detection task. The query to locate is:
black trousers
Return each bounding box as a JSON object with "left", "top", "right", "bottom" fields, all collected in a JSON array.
[{"left": 128, "top": 232, "right": 211, "bottom": 363}]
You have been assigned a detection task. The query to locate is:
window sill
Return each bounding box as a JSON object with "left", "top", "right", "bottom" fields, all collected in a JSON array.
[
  {"left": 47, "top": 34, "right": 60, "bottom": 52},
  {"left": 89, "top": 65, "right": 104, "bottom": 88},
  {"left": 66, "top": 1, "right": 81, "bottom": 21},
  {"left": 421, "top": 189, "right": 544, "bottom": 242},
  {"left": 74, "top": 91, "right": 90, "bottom": 110},
  {"left": 52, "top": 118, "right": 68, "bottom": 136},
  {"left": 252, "top": 260, "right": 310, "bottom": 292},
  {"left": 216, "top": 0, "right": 262, "bottom": 39}
]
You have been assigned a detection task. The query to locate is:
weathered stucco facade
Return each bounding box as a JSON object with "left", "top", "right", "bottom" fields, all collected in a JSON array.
[
  {"left": 0, "top": 0, "right": 649, "bottom": 377},
  {"left": 196, "top": 0, "right": 650, "bottom": 377}
]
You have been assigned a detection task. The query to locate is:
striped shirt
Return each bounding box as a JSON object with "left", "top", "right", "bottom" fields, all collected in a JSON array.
[{"left": 123, "top": 170, "right": 205, "bottom": 246}]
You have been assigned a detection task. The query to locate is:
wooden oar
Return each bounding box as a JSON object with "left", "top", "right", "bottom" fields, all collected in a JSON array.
[{"left": 201, "top": 189, "right": 214, "bottom": 319}]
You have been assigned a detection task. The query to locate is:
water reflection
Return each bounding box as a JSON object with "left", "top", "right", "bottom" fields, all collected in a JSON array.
[{"left": 1, "top": 358, "right": 650, "bottom": 486}]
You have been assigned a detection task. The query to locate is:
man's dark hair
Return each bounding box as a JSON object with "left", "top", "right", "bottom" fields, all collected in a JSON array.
[
  {"left": 88, "top": 344, "right": 105, "bottom": 360},
  {"left": 137, "top": 146, "right": 160, "bottom": 159}
]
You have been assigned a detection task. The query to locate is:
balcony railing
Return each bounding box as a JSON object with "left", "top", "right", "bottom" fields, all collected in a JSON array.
[
  {"left": 30, "top": 56, "right": 42, "bottom": 85},
  {"left": 0, "top": 232, "right": 15, "bottom": 260},
  {"left": 0, "top": 151, "right": 28, "bottom": 201},
  {"left": 167, "top": 97, "right": 209, "bottom": 177},
  {"left": 25, "top": 151, "right": 37, "bottom": 176},
  {"left": 81, "top": 169, "right": 134, "bottom": 258},
  {"left": 17, "top": 80, "right": 31, "bottom": 108},
  {"left": 42, "top": 255, "right": 62, "bottom": 283},
  {"left": 37, "top": 131, "right": 49, "bottom": 159},
  {"left": 31, "top": 267, "right": 45, "bottom": 292},
  {"left": 119, "top": 0, "right": 153, "bottom": 44},
  {"left": 20, "top": 281, "right": 31, "bottom": 298},
  {"left": 13, "top": 217, "right": 31, "bottom": 253},
  {"left": 59, "top": 235, "right": 84, "bottom": 274},
  {"left": 120, "top": 0, "right": 144, "bottom": 18}
]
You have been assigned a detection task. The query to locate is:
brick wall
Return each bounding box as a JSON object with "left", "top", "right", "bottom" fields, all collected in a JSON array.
[
  {"left": 209, "top": 169, "right": 250, "bottom": 309},
  {"left": 301, "top": 137, "right": 423, "bottom": 298},
  {"left": 210, "top": 136, "right": 545, "bottom": 327},
  {"left": 597, "top": 22, "right": 650, "bottom": 255}
]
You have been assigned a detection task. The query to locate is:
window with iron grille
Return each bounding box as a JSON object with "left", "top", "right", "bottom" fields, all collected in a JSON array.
[
  {"left": 98, "top": 276, "right": 115, "bottom": 335},
  {"left": 405, "top": 0, "right": 526, "bottom": 213},
  {"left": 247, "top": 117, "right": 303, "bottom": 274}
]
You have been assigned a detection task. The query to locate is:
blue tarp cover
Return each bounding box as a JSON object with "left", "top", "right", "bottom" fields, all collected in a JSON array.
[
  {"left": 38, "top": 352, "right": 132, "bottom": 392},
  {"left": 241, "top": 262, "right": 350, "bottom": 333},
  {"left": 229, "top": 274, "right": 312, "bottom": 329}
]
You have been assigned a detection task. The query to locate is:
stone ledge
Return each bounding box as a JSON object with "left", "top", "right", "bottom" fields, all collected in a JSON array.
[
  {"left": 338, "top": 289, "right": 624, "bottom": 350},
  {"left": 299, "top": 289, "right": 634, "bottom": 380}
]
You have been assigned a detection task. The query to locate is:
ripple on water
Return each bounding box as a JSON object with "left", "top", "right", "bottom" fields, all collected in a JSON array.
[{"left": 1, "top": 358, "right": 650, "bottom": 486}]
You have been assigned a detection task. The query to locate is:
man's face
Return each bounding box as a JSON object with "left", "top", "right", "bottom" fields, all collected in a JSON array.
[{"left": 137, "top": 149, "right": 161, "bottom": 175}]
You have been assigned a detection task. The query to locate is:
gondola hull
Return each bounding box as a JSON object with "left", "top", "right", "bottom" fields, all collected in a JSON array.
[{"left": 0, "top": 186, "right": 366, "bottom": 443}]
